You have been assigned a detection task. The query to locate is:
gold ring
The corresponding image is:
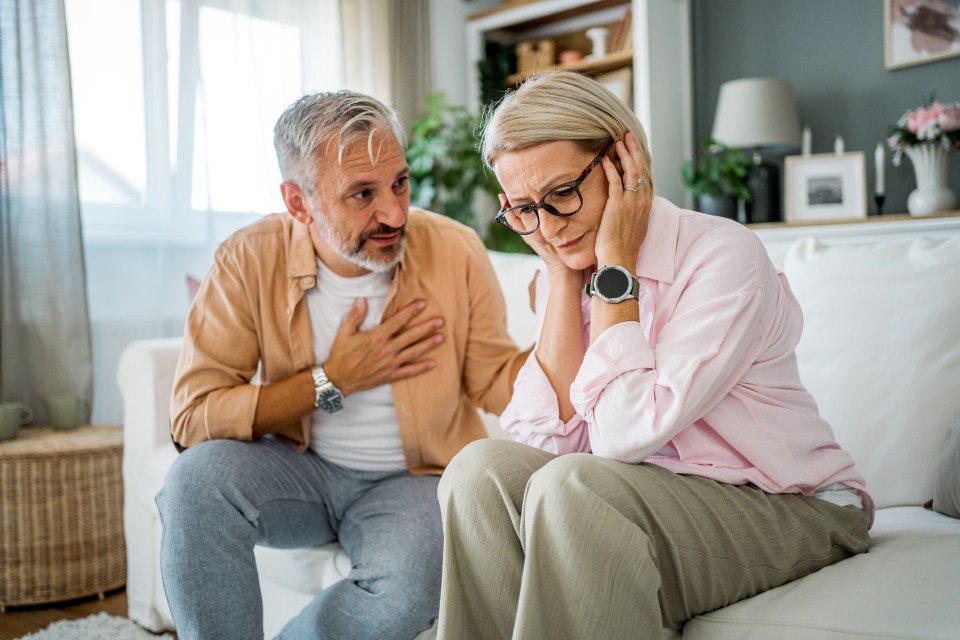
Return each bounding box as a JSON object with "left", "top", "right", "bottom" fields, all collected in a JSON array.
[{"left": 624, "top": 178, "right": 647, "bottom": 192}]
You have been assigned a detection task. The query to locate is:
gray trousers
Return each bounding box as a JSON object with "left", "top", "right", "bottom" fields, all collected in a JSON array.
[
  {"left": 437, "top": 439, "right": 871, "bottom": 640},
  {"left": 156, "top": 436, "right": 442, "bottom": 640}
]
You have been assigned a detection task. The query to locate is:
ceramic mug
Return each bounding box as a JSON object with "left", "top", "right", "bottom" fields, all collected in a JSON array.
[
  {"left": 47, "top": 394, "right": 90, "bottom": 431},
  {"left": 0, "top": 402, "right": 34, "bottom": 441}
]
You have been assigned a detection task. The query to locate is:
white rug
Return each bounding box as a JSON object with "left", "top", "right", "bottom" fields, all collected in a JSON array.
[{"left": 18, "top": 612, "right": 175, "bottom": 640}]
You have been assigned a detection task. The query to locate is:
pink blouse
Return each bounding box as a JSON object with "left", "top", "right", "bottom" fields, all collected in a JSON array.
[{"left": 501, "top": 197, "right": 874, "bottom": 519}]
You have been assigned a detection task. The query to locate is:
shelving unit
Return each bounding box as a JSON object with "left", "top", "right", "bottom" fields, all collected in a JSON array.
[
  {"left": 468, "top": 0, "right": 631, "bottom": 97},
  {"left": 465, "top": 0, "right": 693, "bottom": 204},
  {"left": 505, "top": 49, "right": 633, "bottom": 85}
]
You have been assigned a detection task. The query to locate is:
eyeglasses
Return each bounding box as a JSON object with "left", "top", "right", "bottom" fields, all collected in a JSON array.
[{"left": 495, "top": 142, "right": 612, "bottom": 235}]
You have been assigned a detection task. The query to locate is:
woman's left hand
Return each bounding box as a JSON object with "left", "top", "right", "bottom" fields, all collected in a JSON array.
[{"left": 594, "top": 132, "right": 652, "bottom": 268}]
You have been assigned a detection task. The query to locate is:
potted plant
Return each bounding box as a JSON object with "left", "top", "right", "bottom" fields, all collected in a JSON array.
[
  {"left": 681, "top": 138, "right": 751, "bottom": 220},
  {"left": 406, "top": 92, "right": 533, "bottom": 253}
]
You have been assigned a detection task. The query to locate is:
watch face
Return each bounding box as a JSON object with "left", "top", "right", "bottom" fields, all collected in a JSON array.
[
  {"left": 317, "top": 388, "right": 343, "bottom": 413},
  {"left": 596, "top": 267, "right": 631, "bottom": 299}
]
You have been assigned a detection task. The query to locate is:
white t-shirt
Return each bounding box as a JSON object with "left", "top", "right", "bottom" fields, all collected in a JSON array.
[{"left": 305, "top": 259, "right": 406, "bottom": 471}]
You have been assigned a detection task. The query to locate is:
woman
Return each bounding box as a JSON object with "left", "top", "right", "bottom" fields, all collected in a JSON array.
[{"left": 436, "top": 71, "right": 873, "bottom": 639}]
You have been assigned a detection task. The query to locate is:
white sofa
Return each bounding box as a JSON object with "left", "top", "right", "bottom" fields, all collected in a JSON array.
[{"left": 119, "top": 218, "right": 960, "bottom": 639}]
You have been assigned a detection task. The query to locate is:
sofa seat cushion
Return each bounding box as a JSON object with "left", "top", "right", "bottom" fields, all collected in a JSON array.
[
  {"left": 681, "top": 506, "right": 960, "bottom": 640},
  {"left": 254, "top": 544, "right": 351, "bottom": 595}
]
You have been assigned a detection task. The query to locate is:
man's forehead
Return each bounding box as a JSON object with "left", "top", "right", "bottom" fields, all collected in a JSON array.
[{"left": 328, "top": 131, "right": 405, "bottom": 172}]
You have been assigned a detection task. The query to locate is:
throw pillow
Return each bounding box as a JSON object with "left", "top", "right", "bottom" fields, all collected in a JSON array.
[
  {"left": 783, "top": 235, "right": 960, "bottom": 509},
  {"left": 186, "top": 274, "right": 202, "bottom": 303},
  {"left": 933, "top": 419, "right": 960, "bottom": 518}
]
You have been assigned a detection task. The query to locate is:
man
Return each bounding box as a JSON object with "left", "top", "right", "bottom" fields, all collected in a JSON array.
[{"left": 156, "top": 91, "right": 527, "bottom": 640}]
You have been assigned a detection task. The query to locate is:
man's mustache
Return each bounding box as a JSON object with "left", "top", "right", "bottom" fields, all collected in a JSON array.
[{"left": 359, "top": 224, "right": 406, "bottom": 244}]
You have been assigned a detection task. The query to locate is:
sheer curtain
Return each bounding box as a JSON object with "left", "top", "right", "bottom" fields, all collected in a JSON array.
[
  {"left": 0, "top": 0, "right": 94, "bottom": 424},
  {"left": 342, "top": 0, "right": 433, "bottom": 129}
]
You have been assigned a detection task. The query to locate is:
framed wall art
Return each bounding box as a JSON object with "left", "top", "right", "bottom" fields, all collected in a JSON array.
[
  {"left": 885, "top": 0, "right": 960, "bottom": 70},
  {"left": 784, "top": 152, "right": 867, "bottom": 223}
]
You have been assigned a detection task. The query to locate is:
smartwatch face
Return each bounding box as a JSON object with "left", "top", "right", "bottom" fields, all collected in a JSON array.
[{"left": 596, "top": 267, "right": 631, "bottom": 299}]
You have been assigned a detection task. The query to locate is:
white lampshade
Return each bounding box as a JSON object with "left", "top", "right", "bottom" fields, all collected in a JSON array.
[{"left": 711, "top": 78, "right": 801, "bottom": 150}]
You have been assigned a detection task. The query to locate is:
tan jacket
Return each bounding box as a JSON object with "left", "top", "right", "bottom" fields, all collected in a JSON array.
[{"left": 170, "top": 209, "right": 526, "bottom": 474}]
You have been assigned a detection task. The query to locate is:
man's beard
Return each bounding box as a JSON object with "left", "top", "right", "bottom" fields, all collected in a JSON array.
[{"left": 314, "top": 215, "right": 406, "bottom": 273}]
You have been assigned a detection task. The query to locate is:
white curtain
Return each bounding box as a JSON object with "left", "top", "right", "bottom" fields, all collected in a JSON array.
[
  {"left": 341, "top": 0, "right": 433, "bottom": 129},
  {"left": 0, "top": 0, "right": 94, "bottom": 425}
]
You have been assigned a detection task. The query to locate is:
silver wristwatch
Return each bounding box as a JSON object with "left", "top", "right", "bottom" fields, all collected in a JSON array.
[
  {"left": 585, "top": 265, "right": 640, "bottom": 304},
  {"left": 310, "top": 365, "right": 343, "bottom": 413}
]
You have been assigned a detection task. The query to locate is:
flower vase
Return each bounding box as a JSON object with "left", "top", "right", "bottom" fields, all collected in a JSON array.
[{"left": 904, "top": 143, "right": 957, "bottom": 216}]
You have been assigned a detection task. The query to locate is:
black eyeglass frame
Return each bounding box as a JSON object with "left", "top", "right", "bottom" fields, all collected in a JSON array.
[{"left": 495, "top": 142, "right": 613, "bottom": 236}]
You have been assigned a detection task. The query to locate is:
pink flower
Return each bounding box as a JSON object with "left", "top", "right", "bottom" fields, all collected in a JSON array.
[
  {"left": 889, "top": 98, "right": 960, "bottom": 153},
  {"left": 938, "top": 104, "right": 960, "bottom": 133},
  {"left": 906, "top": 106, "right": 934, "bottom": 134}
]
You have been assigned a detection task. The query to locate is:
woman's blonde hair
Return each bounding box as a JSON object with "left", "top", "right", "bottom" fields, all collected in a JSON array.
[{"left": 480, "top": 71, "right": 654, "bottom": 192}]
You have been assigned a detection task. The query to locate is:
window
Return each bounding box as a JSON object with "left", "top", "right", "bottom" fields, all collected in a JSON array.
[
  {"left": 66, "top": 0, "right": 343, "bottom": 239},
  {"left": 66, "top": 0, "right": 148, "bottom": 209}
]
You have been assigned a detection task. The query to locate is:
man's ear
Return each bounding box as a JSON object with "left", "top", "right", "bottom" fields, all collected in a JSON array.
[{"left": 280, "top": 181, "right": 313, "bottom": 226}]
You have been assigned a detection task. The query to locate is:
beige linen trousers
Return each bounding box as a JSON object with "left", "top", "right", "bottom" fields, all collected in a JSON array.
[{"left": 437, "top": 439, "right": 870, "bottom": 640}]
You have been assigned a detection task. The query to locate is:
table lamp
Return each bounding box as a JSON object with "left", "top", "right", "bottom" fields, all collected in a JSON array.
[{"left": 711, "top": 78, "right": 801, "bottom": 223}]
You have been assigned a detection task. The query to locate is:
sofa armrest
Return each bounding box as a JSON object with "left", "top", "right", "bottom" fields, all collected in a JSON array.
[
  {"left": 117, "top": 337, "right": 183, "bottom": 632},
  {"left": 117, "top": 337, "right": 184, "bottom": 464}
]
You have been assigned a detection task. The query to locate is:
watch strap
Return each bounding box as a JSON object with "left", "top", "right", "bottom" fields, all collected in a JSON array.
[{"left": 311, "top": 365, "right": 344, "bottom": 413}]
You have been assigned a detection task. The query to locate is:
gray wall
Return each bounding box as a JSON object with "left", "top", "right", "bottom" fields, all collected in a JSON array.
[{"left": 692, "top": 0, "right": 960, "bottom": 216}]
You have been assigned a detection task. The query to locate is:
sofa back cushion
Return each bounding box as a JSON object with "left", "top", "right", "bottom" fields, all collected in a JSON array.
[
  {"left": 487, "top": 250, "right": 544, "bottom": 349},
  {"left": 783, "top": 236, "right": 960, "bottom": 509}
]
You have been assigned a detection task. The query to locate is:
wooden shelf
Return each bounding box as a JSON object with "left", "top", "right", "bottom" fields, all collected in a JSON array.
[
  {"left": 747, "top": 210, "right": 960, "bottom": 230},
  {"left": 469, "top": 0, "right": 626, "bottom": 26},
  {"left": 507, "top": 49, "right": 632, "bottom": 85}
]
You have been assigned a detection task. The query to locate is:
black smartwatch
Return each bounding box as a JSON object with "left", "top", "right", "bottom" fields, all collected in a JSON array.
[{"left": 585, "top": 265, "right": 639, "bottom": 303}]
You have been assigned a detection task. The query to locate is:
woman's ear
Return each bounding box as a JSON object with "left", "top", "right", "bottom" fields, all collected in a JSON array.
[{"left": 280, "top": 181, "right": 313, "bottom": 226}]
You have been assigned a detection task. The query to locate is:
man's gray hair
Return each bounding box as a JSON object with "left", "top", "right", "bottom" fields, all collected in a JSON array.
[{"left": 273, "top": 91, "right": 405, "bottom": 194}]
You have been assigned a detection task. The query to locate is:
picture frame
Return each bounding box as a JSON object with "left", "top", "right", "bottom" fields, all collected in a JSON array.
[
  {"left": 784, "top": 152, "right": 867, "bottom": 223},
  {"left": 594, "top": 67, "right": 632, "bottom": 108},
  {"left": 884, "top": 0, "right": 960, "bottom": 70}
]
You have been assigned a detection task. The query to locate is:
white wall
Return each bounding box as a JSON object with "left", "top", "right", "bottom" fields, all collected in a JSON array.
[{"left": 429, "top": 0, "right": 500, "bottom": 106}]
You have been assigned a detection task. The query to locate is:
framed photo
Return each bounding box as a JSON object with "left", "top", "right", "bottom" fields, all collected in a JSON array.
[
  {"left": 885, "top": 0, "right": 960, "bottom": 70},
  {"left": 784, "top": 152, "right": 867, "bottom": 223},
  {"left": 594, "top": 67, "right": 632, "bottom": 108}
]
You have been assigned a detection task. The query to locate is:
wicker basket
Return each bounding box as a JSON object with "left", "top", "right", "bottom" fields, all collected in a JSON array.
[
  {"left": 0, "top": 425, "right": 126, "bottom": 609},
  {"left": 516, "top": 38, "right": 556, "bottom": 78}
]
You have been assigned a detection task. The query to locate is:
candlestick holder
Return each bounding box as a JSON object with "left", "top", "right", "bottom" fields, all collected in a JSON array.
[{"left": 874, "top": 193, "right": 885, "bottom": 216}]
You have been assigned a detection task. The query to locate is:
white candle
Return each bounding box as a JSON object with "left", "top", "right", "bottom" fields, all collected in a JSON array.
[
  {"left": 801, "top": 125, "right": 812, "bottom": 156},
  {"left": 875, "top": 142, "right": 885, "bottom": 196},
  {"left": 834, "top": 135, "right": 844, "bottom": 155}
]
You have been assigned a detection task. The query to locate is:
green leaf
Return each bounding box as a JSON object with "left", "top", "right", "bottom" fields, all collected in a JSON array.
[
  {"left": 405, "top": 91, "right": 524, "bottom": 248},
  {"left": 680, "top": 138, "right": 752, "bottom": 201}
]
